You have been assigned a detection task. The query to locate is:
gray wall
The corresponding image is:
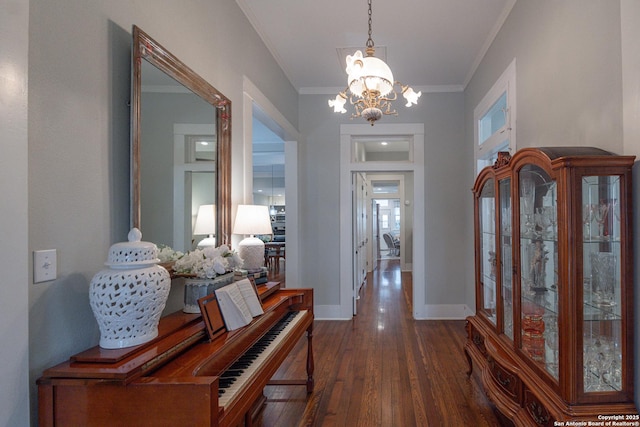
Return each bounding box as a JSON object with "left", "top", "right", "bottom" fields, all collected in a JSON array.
[
  {"left": 464, "top": 0, "right": 639, "bottom": 408},
  {"left": 2, "top": 0, "right": 640, "bottom": 424},
  {"left": 298, "top": 91, "right": 468, "bottom": 307},
  {"left": 140, "top": 91, "right": 214, "bottom": 249},
  {"left": 25, "top": 0, "right": 297, "bottom": 424},
  {"left": 464, "top": 0, "right": 626, "bottom": 307},
  {"left": 1, "top": 0, "right": 29, "bottom": 425}
]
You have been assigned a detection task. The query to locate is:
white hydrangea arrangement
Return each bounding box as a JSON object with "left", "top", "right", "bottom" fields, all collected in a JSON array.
[
  {"left": 157, "top": 244, "right": 184, "bottom": 263},
  {"left": 172, "top": 245, "right": 243, "bottom": 279}
]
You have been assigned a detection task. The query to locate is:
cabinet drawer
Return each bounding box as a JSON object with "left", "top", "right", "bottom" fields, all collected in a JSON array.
[
  {"left": 487, "top": 356, "right": 521, "bottom": 403},
  {"left": 523, "top": 388, "right": 554, "bottom": 427},
  {"left": 469, "top": 325, "right": 487, "bottom": 357}
]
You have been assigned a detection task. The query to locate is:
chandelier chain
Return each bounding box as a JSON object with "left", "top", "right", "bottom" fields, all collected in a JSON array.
[{"left": 366, "top": 0, "right": 374, "bottom": 49}]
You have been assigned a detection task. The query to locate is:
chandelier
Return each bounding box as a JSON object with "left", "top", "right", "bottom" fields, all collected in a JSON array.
[{"left": 328, "top": 0, "right": 421, "bottom": 125}]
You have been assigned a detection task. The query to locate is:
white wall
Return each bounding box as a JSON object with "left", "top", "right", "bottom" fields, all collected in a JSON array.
[
  {"left": 1, "top": 0, "right": 30, "bottom": 425},
  {"left": 26, "top": 0, "right": 298, "bottom": 424}
]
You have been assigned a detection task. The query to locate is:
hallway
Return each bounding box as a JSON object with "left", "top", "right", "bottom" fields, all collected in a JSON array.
[{"left": 261, "top": 259, "right": 499, "bottom": 426}]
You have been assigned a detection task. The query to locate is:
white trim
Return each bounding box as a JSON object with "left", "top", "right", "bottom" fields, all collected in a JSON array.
[
  {"left": 474, "top": 58, "right": 517, "bottom": 175},
  {"left": 463, "top": 0, "right": 517, "bottom": 88},
  {"left": 300, "top": 84, "right": 464, "bottom": 96},
  {"left": 423, "top": 304, "right": 475, "bottom": 320},
  {"left": 340, "top": 123, "right": 426, "bottom": 319},
  {"left": 173, "top": 124, "right": 216, "bottom": 252},
  {"left": 242, "top": 77, "right": 301, "bottom": 287}
]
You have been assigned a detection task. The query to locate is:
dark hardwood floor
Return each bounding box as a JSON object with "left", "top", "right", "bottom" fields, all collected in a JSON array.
[{"left": 260, "top": 259, "right": 500, "bottom": 426}]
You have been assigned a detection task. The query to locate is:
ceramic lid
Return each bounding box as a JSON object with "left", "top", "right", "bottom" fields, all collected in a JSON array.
[{"left": 105, "top": 228, "right": 160, "bottom": 268}]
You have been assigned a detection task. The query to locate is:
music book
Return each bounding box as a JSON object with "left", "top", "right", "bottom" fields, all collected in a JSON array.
[{"left": 214, "top": 278, "right": 264, "bottom": 331}]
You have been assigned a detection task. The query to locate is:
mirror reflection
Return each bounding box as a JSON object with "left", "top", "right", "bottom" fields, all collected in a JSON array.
[{"left": 132, "top": 26, "right": 231, "bottom": 251}]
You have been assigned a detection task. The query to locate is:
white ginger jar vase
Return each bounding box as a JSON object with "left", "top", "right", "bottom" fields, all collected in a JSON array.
[{"left": 89, "top": 228, "right": 171, "bottom": 349}]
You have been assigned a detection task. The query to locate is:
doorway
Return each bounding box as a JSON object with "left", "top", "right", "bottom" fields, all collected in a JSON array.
[
  {"left": 369, "top": 173, "right": 406, "bottom": 266},
  {"left": 243, "top": 77, "right": 301, "bottom": 286},
  {"left": 340, "top": 123, "right": 425, "bottom": 318},
  {"left": 375, "top": 198, "right": 400, "bottom": 259}
]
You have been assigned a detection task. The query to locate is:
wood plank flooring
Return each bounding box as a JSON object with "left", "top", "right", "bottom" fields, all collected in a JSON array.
[{"left": 260, "top": 259, "right": 500, "bottom": 426}]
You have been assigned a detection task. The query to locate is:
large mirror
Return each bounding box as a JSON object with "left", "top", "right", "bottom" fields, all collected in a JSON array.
[{"left": 132, "top": 26, "right": 231, "bottom": 251}]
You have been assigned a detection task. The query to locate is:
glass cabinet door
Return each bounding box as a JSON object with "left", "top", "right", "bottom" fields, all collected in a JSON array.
[
  {"left": 499, "top": 178, "right": 513, "bottom": 340},
  {"left": 582, "top": 176, "right": 623, "bottom": 392},
  {"left": 519, "top": 165, "right": 559, "bottom": 379},
  {"left": 479, "top": 179, "right": 497, "bottom": 324}
]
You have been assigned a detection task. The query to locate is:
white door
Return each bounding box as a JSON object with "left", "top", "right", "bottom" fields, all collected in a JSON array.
[
  {"left": 373, "top": 203, "right": 381, "bottom": 262},
  {"left": 352, "top": 172, "right": 368, "bottom": 315}
]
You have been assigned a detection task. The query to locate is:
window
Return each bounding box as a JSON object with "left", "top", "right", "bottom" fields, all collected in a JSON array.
[{"left": 474, "top": 59, "right": 516, "bottom": 175}]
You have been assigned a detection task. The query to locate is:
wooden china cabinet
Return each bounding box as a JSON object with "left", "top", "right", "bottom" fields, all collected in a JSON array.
[{"left": 465, "top": 147, "right": 638, "bottom": 425}]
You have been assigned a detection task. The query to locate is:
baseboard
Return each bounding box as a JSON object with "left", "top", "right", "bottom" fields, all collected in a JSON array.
[
  {"left": 313, "top": 304, "right": 474, "bottom": 321},
  {"left": 313, "top": 305, "right": 351, "bottom": 320},
  {"left": 413, "top": 304, "right": 473, "bottom": 320}
]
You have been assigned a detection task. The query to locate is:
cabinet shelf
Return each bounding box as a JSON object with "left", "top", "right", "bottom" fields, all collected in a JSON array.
[{"left": 465, "top": 147, "right": 638, "bottom": 424}]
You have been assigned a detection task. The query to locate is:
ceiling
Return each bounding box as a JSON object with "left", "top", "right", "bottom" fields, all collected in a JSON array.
[
  {"left": 243, "top": 0, "right": 516, "bottom": 200},
  {"left": 235, "top": 0, "right": 516, "bottom": 94}
]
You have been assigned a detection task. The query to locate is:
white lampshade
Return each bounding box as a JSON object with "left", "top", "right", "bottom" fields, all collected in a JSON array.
[
  {"left": 233, "top": 205, "right": 273, "bottom": 272},
  {"left": 233, "top": 205, "right": 273, "bottom": 235},
  {"left": 193, "top": 204, "right": 216, "bottom": 248}
]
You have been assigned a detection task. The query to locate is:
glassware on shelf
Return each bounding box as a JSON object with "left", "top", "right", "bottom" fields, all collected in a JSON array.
[
  {"left": 534, "top": 208, "right": 550, "bottom": 238},
  {"left": 593, "top": 200, "right": 611, "bottom": 240},
  {"left": 544, "top": 313, "right": 559, "bottom": 378},
  {"left": 527, "top": 239, "right": 549, "bottom": 292},
  {"left": 590, "top": 252, "right": 617, "bottom": 306},
  {"left": 584, "top": 335, "right": 622, "bottom": 392},
  {"left": 502, "top": 207, "right": 511, "bottom": 235},
  {"left": 520, "top": 177, "right": 535, "bottom": 237},
  {"left": 545, "top": 206, "right": 557, "bottom": 238},
  {"left": 583, "top": 204, "right": 595, "bottom": 239}
]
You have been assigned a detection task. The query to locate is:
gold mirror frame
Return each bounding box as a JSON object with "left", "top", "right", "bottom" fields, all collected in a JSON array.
[{"left": 131, "top": 26, "right": 231, "bottom": 246}]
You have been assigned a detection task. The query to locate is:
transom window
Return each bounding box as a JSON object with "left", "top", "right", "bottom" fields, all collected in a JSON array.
[{"left": 474, "top": 59, "right": 516, "bottom": 175}]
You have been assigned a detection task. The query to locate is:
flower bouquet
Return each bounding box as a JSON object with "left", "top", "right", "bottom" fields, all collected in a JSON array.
[
  {"left": 172, "top": 245, "right": 243, "bottom": 278},
  {"left": 171, "top": 245, "right": 244, "bottom": 313}
]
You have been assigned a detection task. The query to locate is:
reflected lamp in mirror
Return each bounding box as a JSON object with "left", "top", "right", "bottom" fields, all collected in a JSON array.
[
  {"left": 233, "top": 205, "right": 273, "bottom": 272},
  {"left": 194, "top": 204, "right": 216, "bottom": 248}
]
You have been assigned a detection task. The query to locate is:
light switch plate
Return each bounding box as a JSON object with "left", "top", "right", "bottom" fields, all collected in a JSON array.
[{"left": 34, "top": 249, "right": 57, "bottom": 283}]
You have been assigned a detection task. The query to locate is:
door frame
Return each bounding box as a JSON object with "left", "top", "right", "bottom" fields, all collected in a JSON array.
[
  {"left": 339, "top": 123, "right": 425, "bottom": 318},
  {"left": 352, "top": 171, "right": 368, "bottom": 315},
  {"left": 242, "top": 77, "right": 301, "bottom": 286}
]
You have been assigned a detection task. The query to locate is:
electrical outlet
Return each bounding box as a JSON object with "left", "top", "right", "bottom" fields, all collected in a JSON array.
[{"left": 34, "top": 249, "right": 57, "bottom": 283}]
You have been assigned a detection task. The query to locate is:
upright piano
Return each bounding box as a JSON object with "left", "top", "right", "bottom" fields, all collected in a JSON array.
[{"left": 37, "top": 283, "right": 314, "bottom": 426}]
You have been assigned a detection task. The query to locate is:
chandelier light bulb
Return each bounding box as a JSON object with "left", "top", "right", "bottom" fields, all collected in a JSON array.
[
  {"left": 402, "top": 86, "right": 422, "bottom": 107},
  {"left": 328, "top": 93, "right": 347, "bottom": 113}
]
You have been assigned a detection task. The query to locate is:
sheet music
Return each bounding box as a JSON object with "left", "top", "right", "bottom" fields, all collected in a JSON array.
[
  {"left": 236, "top": 278, "right": 264, "bottom": 317},
  {"left": 215, "top": 279, "right": 264, "bottom": 331}
]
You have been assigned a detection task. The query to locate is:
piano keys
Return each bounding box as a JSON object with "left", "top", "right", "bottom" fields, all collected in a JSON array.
[
  {"left": 217, "top": 310, "right": 304, "bottom": 407},
  {"left": 37, "top": 284, "right": 313, "bottom": 427}
]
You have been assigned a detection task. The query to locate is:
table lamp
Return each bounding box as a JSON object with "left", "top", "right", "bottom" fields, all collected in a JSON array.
[
  {"left": 233, "top": 204, "right": 273, "bottom": 272},
  {"left": 193, "top": 204, "right": 216, "bottom": 248}
]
